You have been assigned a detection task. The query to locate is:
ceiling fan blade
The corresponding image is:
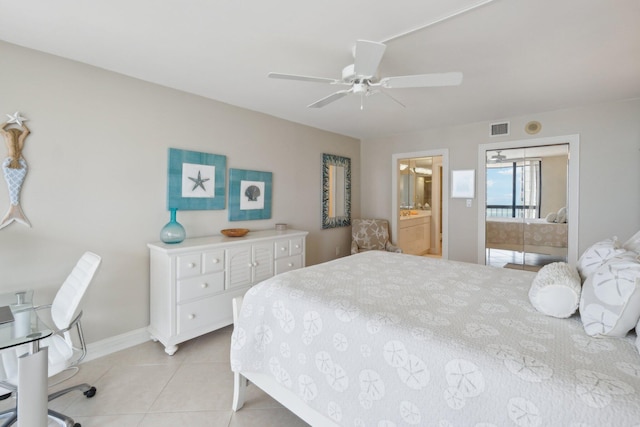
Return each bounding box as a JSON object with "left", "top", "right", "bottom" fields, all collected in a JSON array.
[
  {"left": 307, "top": 89, "right": 352, "bottom": 108},
  {"left": 268, "top": 72, "right": 339, "bottom": 84},
  {"left": 353, "top": 40, "right": 386, "bottom": 78},
  {"left": 378, "top": 90, "right": 406, "bottom": 108},
  {"left": 381, "top": 72, "right": 463, "bottom": 89}
]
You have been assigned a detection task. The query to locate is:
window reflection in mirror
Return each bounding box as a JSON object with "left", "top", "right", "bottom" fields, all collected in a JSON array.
[
  {"left": 485, "top": 144, "right": 569, "bottom": 269},
  {"left": 322, "top": 153, "right": 351, "bottom": 229}
]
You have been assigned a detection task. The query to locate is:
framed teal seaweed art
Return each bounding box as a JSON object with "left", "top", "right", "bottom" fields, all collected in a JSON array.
[
  {"left": 167, "top": 148, "right": 226, "bottom": 210},
  {"left": 229, "top": 169, "right": 272, "bottom": 221}
]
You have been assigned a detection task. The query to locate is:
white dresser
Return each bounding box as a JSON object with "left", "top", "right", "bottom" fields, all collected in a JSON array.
[{"left": 148, "top": 229, "right": 308, "bottom": 355}]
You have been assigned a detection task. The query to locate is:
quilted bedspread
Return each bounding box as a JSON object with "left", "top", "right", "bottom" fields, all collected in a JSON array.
[{"left": 230, "top": 251, "right": 640, "bottom": 426}]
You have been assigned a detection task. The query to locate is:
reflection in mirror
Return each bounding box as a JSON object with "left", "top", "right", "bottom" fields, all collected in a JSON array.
[
  {"left": 322, "top": 153, "right": 351, "bottom": 229},
  {"left": 397, "top": 156, "right": 442, "bottom": 257},
  {"left": 485, "top": 144, "right": 569, "bottom": 270},
  {"left": 328, "top": 165, "right": 345, "bottom": 217}
]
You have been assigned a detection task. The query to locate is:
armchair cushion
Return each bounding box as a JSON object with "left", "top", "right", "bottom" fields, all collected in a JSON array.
[{"left": 351, "top": 219, "right": 402, "bottom": 254}]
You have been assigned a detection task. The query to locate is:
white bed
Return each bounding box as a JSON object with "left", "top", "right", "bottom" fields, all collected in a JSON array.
[
  {"left": 486, "top": 217, "right": 568, "bottom": 256},
  {"left": 230, "top": 251, "right": 640, "bottom": 426}
]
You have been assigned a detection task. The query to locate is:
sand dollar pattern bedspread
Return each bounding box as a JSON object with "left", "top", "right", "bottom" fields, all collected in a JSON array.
[{"left": 230, "top": 251, "right": 640, "bottom": 426}]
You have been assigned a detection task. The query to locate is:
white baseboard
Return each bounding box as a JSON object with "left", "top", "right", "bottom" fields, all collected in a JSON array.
[{"left": 83, "top": 327, "right": 151, "bottom": 362}]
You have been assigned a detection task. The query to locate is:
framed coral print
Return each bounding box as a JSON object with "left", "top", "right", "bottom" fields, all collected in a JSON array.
[
  {"left": 167, "top": 148, "right": 227, "bottom": 210},
  {"left": 229, "top": 169, "right": 272, "bottom": 221}
]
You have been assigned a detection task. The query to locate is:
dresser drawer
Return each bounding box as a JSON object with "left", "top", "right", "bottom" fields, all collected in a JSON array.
[
  {"left": 177, "top": 254, "right": 201, "bottom": 279},
  {"left": 203, "top": 250, "right": 224, "bottom": 273},
  {"left": 274, "top": 238, "right": 304, "bottom": 259},
  {"left": 289, "top": 238, "right": 303, "bottom": 256},
  {"left": 176, "top": 294, "right": 231, "bottom": 335},
  {"left": 177, "top": 272, "right": 224, "bottom": 302},
  {"left": 275, "top": 255, "right": 302, "bottom": 275},
  {"left": 274, "top": 239, "right": 290, "bottom": 259}
]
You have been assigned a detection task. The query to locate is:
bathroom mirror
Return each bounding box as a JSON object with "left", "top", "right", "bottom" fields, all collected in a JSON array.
[{"left": 322, "top": 153, "right": 351, "bottom": 229}]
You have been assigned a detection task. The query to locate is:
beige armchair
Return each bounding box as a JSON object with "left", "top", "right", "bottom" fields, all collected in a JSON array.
[{"left": 351, "top": 219, "right": 402, "bottom": 254}]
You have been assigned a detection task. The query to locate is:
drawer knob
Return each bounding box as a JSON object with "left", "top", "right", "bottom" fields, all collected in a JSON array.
[
  {"left": 188, "top": 263, "right": 196, "bottom": 268},
  {"left": 188, "top": 314, "right": 196, "bottom": 320},
  {"left": 253, "top": 262, "right": 258, "bottom": 267},
  {"left": 201, "top": 283, "right": 208, "bottom": 288},
  {"left": 247, "top": 263, "right": 253, "bottom": 267},
  {"left": 295, "top": 245, "right": 300, "bottom": 249},
  {"left": 281, "top": 247, "right": 287, "bottom": 251},
  {"left": 212, "top": 258, "right": 219, "bottom": 264},
  {"left": 288, "top": 263, "right": 293, "bottom": 267}
]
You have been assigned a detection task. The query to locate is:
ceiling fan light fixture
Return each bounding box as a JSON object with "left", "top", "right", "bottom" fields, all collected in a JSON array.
[
  {"left": 270, "top": 39, "right": 463, "bottom": 109},
  {"left": 488, "top": 150, "right": 506, "bottom": 163}
]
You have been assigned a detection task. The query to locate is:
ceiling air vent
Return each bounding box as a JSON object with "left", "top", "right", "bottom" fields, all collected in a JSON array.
[{"left": 490, "top": 122, "right": 509, "bottom": 136}]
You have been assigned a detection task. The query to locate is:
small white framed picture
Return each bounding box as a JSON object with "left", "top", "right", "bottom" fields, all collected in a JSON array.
[{"left": 451, "top": 169, "right": 475, "bottom": 198}]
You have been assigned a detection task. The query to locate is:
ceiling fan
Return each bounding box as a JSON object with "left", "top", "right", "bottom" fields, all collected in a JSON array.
[
  {"left": 488, "top": 150, "right": 507, "bottom": 163},
  {"left": 268, "top": 40, "right": 463, "bottom": 109}
]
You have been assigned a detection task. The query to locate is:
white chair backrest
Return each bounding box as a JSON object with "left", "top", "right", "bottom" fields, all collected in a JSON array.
[
  {"left": 0, "top": 349, "right": 16, "bottom": 383},
  {"left": 50, "top": 252, "right": 101, "bottom": 331}
]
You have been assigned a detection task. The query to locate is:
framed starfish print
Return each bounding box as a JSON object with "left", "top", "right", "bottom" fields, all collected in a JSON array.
[{"left": 167, "top": 148, "right": 226, "bottom": 210}]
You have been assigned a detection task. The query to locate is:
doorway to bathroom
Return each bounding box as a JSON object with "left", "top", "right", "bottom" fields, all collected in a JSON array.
[{"left": 392, "top": 149, "right": 449, "bottom": 259}]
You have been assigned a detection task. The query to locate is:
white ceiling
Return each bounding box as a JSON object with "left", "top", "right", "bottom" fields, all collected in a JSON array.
[{"left": 1, "top": 0, "right": 638, "bottom": 140}]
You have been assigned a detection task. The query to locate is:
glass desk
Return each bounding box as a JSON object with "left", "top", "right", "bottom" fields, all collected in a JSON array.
[{"left": 0, "top": 291, "right": 53, "bottom": 427}]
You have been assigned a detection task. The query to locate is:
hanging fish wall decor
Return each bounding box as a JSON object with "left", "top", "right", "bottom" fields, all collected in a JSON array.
[{"left": 0, "top": 111, "right": 31, "bottom": 230}]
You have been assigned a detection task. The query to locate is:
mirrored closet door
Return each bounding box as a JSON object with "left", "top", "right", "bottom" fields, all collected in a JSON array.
[{"left": 484, "top": 144, "right": 569, "bottom": 271}]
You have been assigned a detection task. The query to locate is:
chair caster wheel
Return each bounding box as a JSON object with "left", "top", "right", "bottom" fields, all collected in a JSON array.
[
  {"left": 0, "top": 392, "right": 11, "bottom": 400},
  {"left": 74, "top": 424, "right": 81, "bottom": 427},
  {"left": 84, "top": 386, "right": 97, "bottom": 398}
]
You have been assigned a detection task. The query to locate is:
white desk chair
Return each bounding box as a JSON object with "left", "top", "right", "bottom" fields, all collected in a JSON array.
[{"left": 0, "top": 251, "right": 102, "bottom": 427}]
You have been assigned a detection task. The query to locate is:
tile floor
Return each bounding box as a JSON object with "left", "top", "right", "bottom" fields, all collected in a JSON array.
[
  {"left": 1, "top": 326, "right": 308, "bottom": 427},
  {"left": 486, "top": 248, "right": 565, "bottom": 270}
]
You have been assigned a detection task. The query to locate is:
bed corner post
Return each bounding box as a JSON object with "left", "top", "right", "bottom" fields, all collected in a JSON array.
[{"left": 232, "top": 296, "right": 248, "bottom": 411}]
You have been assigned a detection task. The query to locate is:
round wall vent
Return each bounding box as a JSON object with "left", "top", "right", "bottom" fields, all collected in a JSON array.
[{"left": 525, "top": 121, "right": 541, "bottom": 134}]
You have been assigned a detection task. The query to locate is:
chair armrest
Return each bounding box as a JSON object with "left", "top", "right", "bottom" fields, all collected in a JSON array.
[
  {"left": 32, "top": 303, "right": 52, "bottom": 312},
  {"left": 54, "top": 311, "right": 83, "bottom": 335},
  {"left": 385, "top": 242, "right": 402, "bottom": 253},
  {"left": 33, "top": 304, "right": 83, "bottom": 335},
  {"left": 351, "top": 240, "right": 359, "bottom": 254}
]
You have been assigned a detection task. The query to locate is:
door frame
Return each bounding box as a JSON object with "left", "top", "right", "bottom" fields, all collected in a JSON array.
[
  {"left": 476, "top": 134, "right": 580, "bottom": 265},
  {"left": 392, "top": 149, "right": 449, "bottom": 259}
]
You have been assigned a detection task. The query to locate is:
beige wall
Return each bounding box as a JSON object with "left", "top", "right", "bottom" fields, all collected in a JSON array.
[
  {"left": 361, "top": 98, "right": 640, "bottom": 263},
  {"left": 540, "top": 154, "right": 568, "bottom": 216},
  {"left": 0, "top": 41, "right": 360, "bottom": 343}
]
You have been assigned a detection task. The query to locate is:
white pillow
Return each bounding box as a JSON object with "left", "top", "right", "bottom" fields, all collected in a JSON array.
[
  {"left": 556, "top": 207, "right": 567, "bottom": 223},
  {"left": 576, "top": 237, "right": 625, "bottom": 281},
  {"left": 636, "top": 318, "right": 640, "bottom": 355},
  {"left": 528, "top": 262, "right": 581, "bottom": 318},
  {"left": 623, "top": 230, "right": 640, "bottom": 253},
  {"left": 579, "top": 258, "right": 640, "bottom": 337},
  {"left": 545, "top": 212, "right": 557, "bottom": 223}
]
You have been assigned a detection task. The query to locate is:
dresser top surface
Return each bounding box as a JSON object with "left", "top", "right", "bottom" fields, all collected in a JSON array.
[{"left": 148, "top": 229, "right": 308, "bottom": 254}]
